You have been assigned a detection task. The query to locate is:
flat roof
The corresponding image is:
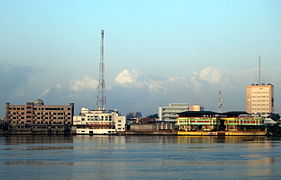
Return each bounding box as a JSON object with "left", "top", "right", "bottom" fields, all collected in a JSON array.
[{"left": 178, "top": 111, "right": 249, "bottom": 117}]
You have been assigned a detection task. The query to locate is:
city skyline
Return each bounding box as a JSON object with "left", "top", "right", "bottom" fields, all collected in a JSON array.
[{"left": 1, "top": 0, "right": 281, "bottom": 116}]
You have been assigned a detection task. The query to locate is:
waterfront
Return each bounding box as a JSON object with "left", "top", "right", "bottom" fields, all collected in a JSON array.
[{"left": 1, "top": 136, "right": 281, "bottom": 179}]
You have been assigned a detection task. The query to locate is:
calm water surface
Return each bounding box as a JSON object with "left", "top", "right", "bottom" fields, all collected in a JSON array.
[{"left": 1, "top": 135, "right": 281, "bottom": 179}]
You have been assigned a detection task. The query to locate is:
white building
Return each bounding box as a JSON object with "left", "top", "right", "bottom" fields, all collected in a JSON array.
[
  {"left": 73, "top": 108, "right": 126, "bottom": 135},
  {"left": 158, "top": 103, "right": 204, "bottom": 122}
]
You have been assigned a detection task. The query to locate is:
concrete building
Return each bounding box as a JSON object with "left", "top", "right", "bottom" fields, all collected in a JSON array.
[
  {"left": 158, "top": 103, "right": 204, "bottom": 122},
  {"left": 126, "top": 112, "right": 142, "bottom": 125},
  {"left": 73, "top": 108, "right": 125, "bottom": 134},
  {"left": 127, "top": 112, "right": 142, "bottom": 119},
  {"left": 5, "top": 99, "right": 74, "bottom": 134},
  {"left": 246, "top": 84, "right": 274, "bottom": 115},
  {"left": 130, "top": 121, "right": 176, "bottom": 131}
]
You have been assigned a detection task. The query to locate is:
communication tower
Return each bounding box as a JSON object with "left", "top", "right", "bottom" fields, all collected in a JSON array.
[
  {"left": 258, "top": 56, "right": 261, "bottom": 85},
  {"left": 218, "top": 90, "right": 223, "bottom": 113},
  {"left": 96, "top": 30, "right": 106, "bottom": 111}
]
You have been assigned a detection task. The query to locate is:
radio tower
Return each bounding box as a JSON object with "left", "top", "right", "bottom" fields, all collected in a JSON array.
[
  {"left": 258, "top": 56, "right": 261, "bottom": 85},
  {"left": 218, "top": 90, "right": 223, "bottom": 113},
  {"left": 96, "top": 30, "right": 106, "bottom": 111}
]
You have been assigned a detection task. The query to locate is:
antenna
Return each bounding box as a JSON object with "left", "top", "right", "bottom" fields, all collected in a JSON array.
[
  {"left": 96, "top": 30, "right": 106, "bottom": 111},
  {"left": 218, "top": 90, "right": 222, "bottom": 113},
  {"left": 258, "top": 56, "right": 261, "bottom": 85}
]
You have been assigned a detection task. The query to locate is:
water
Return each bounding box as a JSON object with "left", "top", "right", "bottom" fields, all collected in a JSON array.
[{"left": 1, "top": 135, "right": 281, "bottom": 180}]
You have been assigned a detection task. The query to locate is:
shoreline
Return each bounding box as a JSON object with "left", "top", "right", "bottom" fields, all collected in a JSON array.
[{"left": 0, "top": 130, "right": 271, "bottom": 136}]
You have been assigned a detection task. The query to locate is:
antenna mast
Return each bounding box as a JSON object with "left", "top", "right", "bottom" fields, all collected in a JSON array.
[
  {"left": 258, "top": 56, "right": 261, "bottom": 85},
  {"left": 218, "top": 90, "right": 222, "bottom": 113},
  {"left": 97, "top": 30, "right": 106, "bottom": 111}
]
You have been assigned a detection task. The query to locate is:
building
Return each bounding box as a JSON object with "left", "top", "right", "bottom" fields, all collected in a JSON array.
[
  {"left": 73, "top": 108, "right": 126, "bottom": 135},
  {"left": 189, "top": 105, "right": 204, "bottom": 111},
  {"left": 126, "top": 112, "right": 142, "bottom": 119},
  {"left": 4, "top": 99, "right": 74, "bottom": 134},
  {"left": 246, "top": 84, "right": 274, "bottom": 115},
  {"left": 126, "top": 112, "right": 142, "bottom": 125},
  {"left": 158, "top": 103, "right": 204, "bottom": 122},
  {"left": 177, "top": 111, "right": 265, "bottom": 135}
]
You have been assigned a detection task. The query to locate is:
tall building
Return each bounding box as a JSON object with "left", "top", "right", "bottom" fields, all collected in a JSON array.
[
  {"left": 158, "top": 103, "right": 204, "bottom": 122},
  {"left": 5, "top": 99, "right": 74, "bottom": 134},
  {"left": 73, "top": 108, "right": 125, "bottom": 134},
  {"left": 246, "top": 84, "right": 274, "bottom": 114}
]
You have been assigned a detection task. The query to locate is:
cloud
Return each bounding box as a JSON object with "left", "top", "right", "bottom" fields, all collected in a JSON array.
[
  {"left": 147, "top": 80, "right": 165, "bottom": 92},
  {"left": 0, "top": 63, "right": 34, "bottom": 92},
  {"left": 42, "top": 88, "right": 50, "bottom": 95},
  {"left": 70, "top": 76, "right": 98, "bottom": 91},
  {"left": 0, "top": 63, "right": 36, "bottom": 116},
  {"left": 115, "top": 69, "right": 143, "bottom": 88},
  {"left": 115, "top": 69, "right": 166, "bottom": 92},
  {"left": 198, "top": 67, "right": 222, "bottom": 84},
  {"left": 190, "top": 73, "right": 202, "bottom": 91},
  {"left": 189, "top": 67, "right": 225, "bottom": 92}
]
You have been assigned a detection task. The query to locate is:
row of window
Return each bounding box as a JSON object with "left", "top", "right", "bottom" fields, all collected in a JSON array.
[
  {"left": 251, "top": 91, "right": 270, "bottom": 94},
  {"left": 251, "top": 108, "right": 270, "bottom": 111},
  {"left": 251, "top": 100, "right": 269, "bottom": 102},
  {"left": 12, "top": 121, "right": 71, "bottom": 124},
  {"left": 10, "top": 112, "right": 71, "bottom": 115},
  {"left": 83, "top": 119, "right": 113, "bottom": 122},
  {"left": 9, "top": 107, "right": 71, "bottom": 111},
  {"left": 11, "top": 116, "right": 71, "bottom": 120},
  {"left": 251, "top": 104, "right": 269, "bottom": 106},
  {"left": 9, "top": 108, "right": 25, "bottom": 110}
]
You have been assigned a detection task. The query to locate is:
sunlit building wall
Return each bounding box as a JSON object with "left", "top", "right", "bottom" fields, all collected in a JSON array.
[{"left": 246, "top": 84, "right": 274, "bottom": 114}]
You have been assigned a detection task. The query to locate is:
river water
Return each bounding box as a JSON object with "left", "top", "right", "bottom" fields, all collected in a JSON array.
[{"left": 1, "top": 135, "right": 281, "bottom": 180}]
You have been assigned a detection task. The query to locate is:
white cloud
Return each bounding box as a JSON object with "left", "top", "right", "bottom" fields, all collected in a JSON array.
[
  {"left": 190, "top": 73, "right": 202, "bottom": 91},
  {"left": 198, "top": 67, "right": 222, "bottom": 84},
  {"left": 42, "top": 88, "right": 50, "bottom": 95},
  {"left": 70, "top": 76, "right": 98, "bottom": 91},
  {"left": 115, "top": 69, "right": 166, "bottom": 92},
  {"left": 147, "top": 80, "right": 165, "bottom": 92},
  {"left": 115, "top": 69, "right": 144, "bottom": 88}
]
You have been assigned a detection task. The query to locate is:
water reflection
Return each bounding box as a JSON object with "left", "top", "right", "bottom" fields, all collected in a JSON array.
[
  {"left": 3, "top": 135, "right": 73, "bottom": 145},
  {"left": 5, "top": 160, "right": 74, "bottom": 166},
  {"left": 1, "top": 135, "right": 281, "bottom": 179}
]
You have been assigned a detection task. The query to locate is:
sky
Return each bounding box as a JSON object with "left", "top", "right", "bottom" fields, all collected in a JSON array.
[{"left": 0, "top": 0, "right": 281, "bottom": 116}]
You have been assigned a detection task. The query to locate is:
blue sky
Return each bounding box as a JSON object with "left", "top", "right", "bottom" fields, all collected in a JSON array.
[{"left": 0, "top": 0, "right": 281, "bottom": 116}]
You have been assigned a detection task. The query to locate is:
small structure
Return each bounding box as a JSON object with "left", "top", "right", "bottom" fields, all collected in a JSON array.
[{"left": 73, "top": 108, "right": 125, "bottom": 135}]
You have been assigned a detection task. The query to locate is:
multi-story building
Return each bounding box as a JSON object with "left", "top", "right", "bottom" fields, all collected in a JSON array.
[
  {"left": 246, "top": 84, "right": 274, "bottom": 114},
  {"left": 158, "top": 103, "right": 204, "bottom": 122},
  {"left": 5, "top": 99, "right": 74, "bottom": 134},
  {"left": 73, "top": 108, "right": 125, "bottom": 134},
  {"left": 177, "top": 111, "right": 265, "bottom": 135}
]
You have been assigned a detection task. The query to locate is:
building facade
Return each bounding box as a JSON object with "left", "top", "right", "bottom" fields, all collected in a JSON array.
[
  {"left": 246, "top": 84, "right": 274, "bottom": 114},
  {"left": 158, "top": 103, "right": 204, "bottom": 122},
  {"left": 177, "top": 111, "right": 265, "bottom": 133},
  {"left": 73, "top": 108, "right": 126, "bottom": 134},
  {"left": 5, "top": 99, "right": 74, "bottom": 134}
]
